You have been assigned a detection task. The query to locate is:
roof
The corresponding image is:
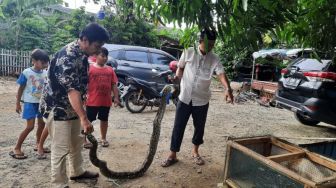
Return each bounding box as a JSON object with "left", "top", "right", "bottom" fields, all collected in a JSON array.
[
  {"left": 47, "top": 4, "right": 73, "bottom": 14},
  {"left": 103, "top": 44, "right": 176, "bottom": 59},
  {"left": 252, "top": 48, "right": 314, "bottom": 60}
]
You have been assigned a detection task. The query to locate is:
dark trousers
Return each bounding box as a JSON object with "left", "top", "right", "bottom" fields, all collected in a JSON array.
[{"left": 170, "top": 100, "right": 209, "bottom": 152}]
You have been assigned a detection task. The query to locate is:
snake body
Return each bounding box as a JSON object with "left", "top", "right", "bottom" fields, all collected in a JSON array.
[{"left": 86, "top": 86, "right": 172, "bottom": 179}]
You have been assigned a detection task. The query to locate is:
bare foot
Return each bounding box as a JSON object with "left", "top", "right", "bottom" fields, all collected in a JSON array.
[
  {"left": 37, "top": 148, "right": 44, "bottom": 156},
  {"left": 14, "top": 148, "right": 24, "bottom": 155}
]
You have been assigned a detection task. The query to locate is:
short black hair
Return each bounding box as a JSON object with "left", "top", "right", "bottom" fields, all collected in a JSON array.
[
  {"left": 79, "top": 23, "right": 109, "bottom": 43},
  {"left": 200, "top": 28, "right": 217, "bottom": 41},
  {"left": 31, "top": 49, "right": 49, "bottom": 62},
  {"left": 98, "top": 47, "right": 109, "bottom": 56}
]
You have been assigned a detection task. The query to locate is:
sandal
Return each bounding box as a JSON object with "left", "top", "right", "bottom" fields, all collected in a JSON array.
[
  {"left": 43, "top": 148, "right": 51, "bottom": 153},
  {"left": 193, "top": 156, "right": 205, "bottom": 165},
  {"left": 101, "top": 140, "right": 109, "bottom": 147},
  {"left": 83, "top": 142, "right": 93, "bottom": 149},
  {"left": 34, "top": 147, "right": 51, "bottom": 153},
  {"left": 161, "top": 158, "right": 178, "bottom": 167},
  {"left": 70, "top": 171, "right": 99, "bottom": 180},
  {"left": 9, "top": 151, "right": 27, "bottom": 160},
  {"left": 36, "top": 153, "right": 47, "bottom": 160}
]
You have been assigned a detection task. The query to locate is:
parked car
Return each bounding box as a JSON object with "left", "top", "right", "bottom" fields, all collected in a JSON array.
[
  {"left": 276, "top": 58, "right": 336, "bottom": 126},
  {"left": 103, "top": 44, "right": 177, "bottom": 94}
]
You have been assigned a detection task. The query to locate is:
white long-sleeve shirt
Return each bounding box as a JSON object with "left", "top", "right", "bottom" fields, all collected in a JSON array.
[{"left": 178, "top": 46, "right": 224, "bottom": 106}]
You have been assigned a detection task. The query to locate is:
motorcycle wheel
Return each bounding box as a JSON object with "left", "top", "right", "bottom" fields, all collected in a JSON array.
[{"left": 125, "top": 91, "right": 147, "bottom": 113}]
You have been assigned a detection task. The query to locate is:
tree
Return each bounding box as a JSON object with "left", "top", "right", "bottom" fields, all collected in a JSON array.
[
  {"left": 51, "top": 3, "right": 160, "bottom": 49},
  {"left": 291, "top": 0, "right": 336, "bottom": 58},
  {"left": 95, "top": 1, "right": 160, "bottom": 48},
  {"left": 49, "top": 7, "right": 95, "bottom": 52},
  {"left": 0, "top": 0, "right": 61, "bottom": 50},
  {"left": 0, "top": 0, "right": 165, "bottom": 54}
]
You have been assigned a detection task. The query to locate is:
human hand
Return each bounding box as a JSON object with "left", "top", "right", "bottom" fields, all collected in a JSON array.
[
  {"left": 81, "top": 117, "right": 94, "bottom": 134},
  {"left": 16, "top": 103, "right": 22, "bottom": 114},
  {"left": 114, "top": 98, "right": 120, "bottom": 107},
  {"left": 168, "top": 75, "right": 180, "bottom": 83},
  {"left": 225, "top": 90, "right": 234, "bottom": 104}
]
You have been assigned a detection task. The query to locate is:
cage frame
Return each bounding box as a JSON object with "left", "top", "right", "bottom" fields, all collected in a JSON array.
[{"left": 224, "top": 136, "right": 336, "bottom": 188}]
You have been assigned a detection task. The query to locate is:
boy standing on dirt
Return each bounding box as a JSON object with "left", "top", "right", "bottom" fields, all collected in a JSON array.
[
  {"left": 161, "top": 28, "right": 234, "bottom": 167},
  {"left": 84, "top": 47, "right": 120, "bottom": 148},
  {"left": 10, "top": 49, "right": 49, "bottom": 160}
]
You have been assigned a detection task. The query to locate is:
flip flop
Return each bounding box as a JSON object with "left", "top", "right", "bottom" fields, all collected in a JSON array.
[
  {"left": 9, "top": 151, "right": 28, "bottom": 160},
  {"left": 36, "top": 153, "right": 47, "bottom": 160},
  {"left": 34, "top": 147, "right": 51, "bottom": 153},
  {"left": 70, "top": 171, "right": 99, "bottom": 180},
  {"left": 161, "top": 158, "right": 178, "bottom": 167},
  {"left": 83, "top": 143, "right": 93, "bottom": 149},
  {"left": 193, "top": 156, "right": 205, "bottom": 165},
  {"left": 43, "top": 148, "right": 51, "bottom": 153},
  {"left": 101, "top": 140, "right": 109, "bottom": 147}
]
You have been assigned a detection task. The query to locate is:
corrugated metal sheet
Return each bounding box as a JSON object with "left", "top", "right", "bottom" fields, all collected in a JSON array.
[{"left": 300, "top": 141, "right": 336, "bottom": 160}]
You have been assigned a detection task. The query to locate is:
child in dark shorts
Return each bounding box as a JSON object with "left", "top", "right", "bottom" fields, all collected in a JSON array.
[{"left": 84, "top": 47, "right": 120, "bottom": 148}]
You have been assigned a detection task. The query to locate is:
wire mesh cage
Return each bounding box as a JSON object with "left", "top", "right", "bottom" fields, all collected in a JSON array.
[{"left": 223, "top": 136, "right": 336, "bottom": 188}]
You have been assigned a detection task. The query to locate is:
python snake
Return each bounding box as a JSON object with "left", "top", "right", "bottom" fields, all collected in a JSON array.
[{"left": 86, "top": 85, "right": 173, "bottom": 179}]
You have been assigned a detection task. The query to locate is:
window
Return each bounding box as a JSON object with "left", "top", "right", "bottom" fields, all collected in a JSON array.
[
  {"left": 109, "top": 50, "right": 120, "bottom": 59},
  {"left": 292, "top": 59, "right": 330, "bottom": 71},
  {"left": 151, "top": 53, "right": 173, "bottom": 65},
  {"left": 124, "top": 51, "right": 148, "bottom": 63}
]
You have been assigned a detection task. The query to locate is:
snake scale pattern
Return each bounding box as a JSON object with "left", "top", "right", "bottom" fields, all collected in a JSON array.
[{"left": 86, "top": 86, "right": 172, "bottom": 179}]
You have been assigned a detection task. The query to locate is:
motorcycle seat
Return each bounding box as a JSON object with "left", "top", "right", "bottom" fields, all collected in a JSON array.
[{"left": 132, "top": 78, "right": 158, "bottom": 88}]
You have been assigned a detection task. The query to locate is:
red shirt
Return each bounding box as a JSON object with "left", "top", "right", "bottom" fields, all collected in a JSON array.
[{"left": 86, "top": 64, "right": 118, "bottom": 107}]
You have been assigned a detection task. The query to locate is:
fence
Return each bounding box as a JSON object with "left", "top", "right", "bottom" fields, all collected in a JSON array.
[{"left": 0, "top": 49, "right": 31, "bottom": 77}]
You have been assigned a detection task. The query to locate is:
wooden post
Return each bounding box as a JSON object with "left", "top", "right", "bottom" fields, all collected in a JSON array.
[
  {"left": 267, "top": 152, "right": 306, "bottom": 163},
  {"left": 0, "top": 49, "right": 2, "bottom": 75},
  {"left": 6, "top": 49, "right": 8, "bottom": 76},
  {"left": 223, "top": 141, "right": 232, "bottom": 181}
]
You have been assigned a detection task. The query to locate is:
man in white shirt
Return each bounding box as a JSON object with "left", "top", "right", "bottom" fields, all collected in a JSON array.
[{"left": 161, "top": 28, "right": 234, "bottom": 167}]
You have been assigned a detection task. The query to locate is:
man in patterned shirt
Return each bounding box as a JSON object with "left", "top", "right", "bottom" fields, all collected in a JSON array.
[{"left": 40, "top": 23, "right": 109, "bottom": 188}]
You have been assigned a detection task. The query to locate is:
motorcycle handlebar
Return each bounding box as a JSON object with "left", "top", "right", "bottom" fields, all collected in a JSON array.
[{"left": 152, "top": 70, "right": 173, "bottom": 78}]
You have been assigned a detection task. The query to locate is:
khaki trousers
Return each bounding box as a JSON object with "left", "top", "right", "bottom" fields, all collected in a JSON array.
[{"left": 45, "top": 111, "right": 85, "bottom": 188}]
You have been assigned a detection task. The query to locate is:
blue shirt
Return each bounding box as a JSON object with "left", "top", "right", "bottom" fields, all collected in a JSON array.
[{"left": 17, "top": 68, "right": 46, "bottom": 103}]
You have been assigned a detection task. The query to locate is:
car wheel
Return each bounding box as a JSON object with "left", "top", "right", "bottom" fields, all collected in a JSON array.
[{"left": 294, "top": 112, "right": 320, "bottom": 126}]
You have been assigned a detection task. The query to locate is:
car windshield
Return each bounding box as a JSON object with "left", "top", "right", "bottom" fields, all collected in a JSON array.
[
  {"left": 328, "top": 62, "right": 336, "bottom": 72},
  {"left": 291, "top": 58, "right": 331, "bottom": 71}
]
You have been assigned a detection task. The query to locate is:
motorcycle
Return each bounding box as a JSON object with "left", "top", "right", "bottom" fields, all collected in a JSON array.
[{"left": 121, "top": 70, "right": 180, "bottom": 113}]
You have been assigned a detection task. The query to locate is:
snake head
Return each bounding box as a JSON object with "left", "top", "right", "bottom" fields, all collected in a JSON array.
[{"left": 160, "top": 85, "right": 175, "bottom": 96}]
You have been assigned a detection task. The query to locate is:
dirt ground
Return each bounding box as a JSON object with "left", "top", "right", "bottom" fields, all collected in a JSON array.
[{"left": 1, "top": 77, "right": 336, "bottom": 188}]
